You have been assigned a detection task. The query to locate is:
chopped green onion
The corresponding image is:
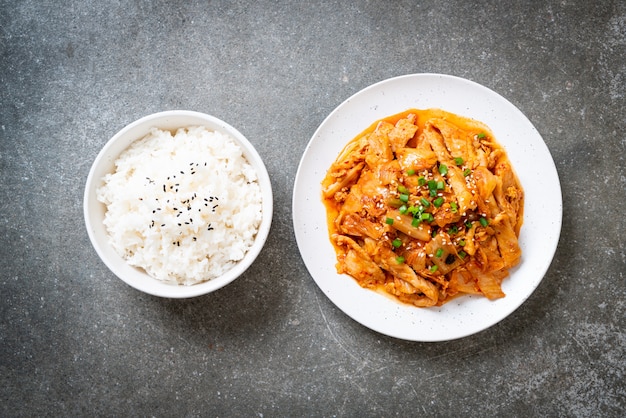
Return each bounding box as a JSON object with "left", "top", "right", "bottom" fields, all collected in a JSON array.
[
  {"left": 407, "top": 169, "right": 416, "bottom": 176},
  {"left": 458, "top": 239, "right": 466, "bottom": 246},
  {"left": 433, "top": 197, "right": 444, "bottom": 208},
  {"left": 436, "top": 181, "right": 445, "bottom": 190},
  {"left": 435, "top": 248, "right": 444, "bottom": 258},
  {"left": 385, "top": 217, "right": 394, "bottom": 225},
  {"left": 432, "top": 229, "right": 438, "bottom": 238},
  {"left": 411, "top": 217, "right": 421, "bottom": 227},
  {"left": 420, "top": 212, "right": 434, "bottom": 222},
  {"left": 458, "top": 250, "right": 467, "bottom": 259},
  {"left": 454, "top": 157, "right": 464, "bottom": 165},
  {"left": 399, "top": 205, "right": 408, "bottom": 214},
  {"left": 420, "top": 197, "right": 430, "bottom": 207},
  {"left": 477, "top": 132, "right": 486, "bottom": 138},
  {"left": 427, "top": 180, "right": 438, "bottom": 196},
  {"left": 450, "top": 202, "right": 458, "bottom": 213},
  {"left": 418, "top": 176, "right": 426, "bottom": 186},
  {"left": 429, "top": 265, "right": 438, "bottom": 272},
  {"left": 396, "top": 256, "right": 405, "bottom": 264},
  {"left": 465, "top": 221, "right": 473, "bottom": 229},
  {"left": 392, "top": 238, "right": 402, "bottom": 248},
  {"left": 479, "top": 217, "right": 489, "bottom": 227},
  {"left": 463, "top": 168, "right": 471, "bottom": 177},
  {"left": 408, "top": 206, "right": 420, "bottom": 216},
  {"left": 399, "top": 193, "right": 409, "bottom": 203},
  {"left": 398, "top": 185, "right": 409, "bottom": 194},
  {"left": 439, "top": 164, "right": 448, "bottom": 176},
  {"left": 448, "top": 225, "right": 458, "bottom": 234}
]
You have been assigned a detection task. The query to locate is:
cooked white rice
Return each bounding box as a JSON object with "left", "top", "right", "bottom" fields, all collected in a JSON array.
[{"left": 97, "top": 126, "right": 263, "bottom": 285}]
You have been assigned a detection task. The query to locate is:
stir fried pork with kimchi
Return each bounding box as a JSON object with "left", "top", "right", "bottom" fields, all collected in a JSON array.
[{"left": 322, "top": 109, "right": 524, "bottom": 307}]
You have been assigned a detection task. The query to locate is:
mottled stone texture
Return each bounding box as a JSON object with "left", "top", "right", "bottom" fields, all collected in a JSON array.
[{"left": 1, "top": 1, "right": 624, "bottom": 417}]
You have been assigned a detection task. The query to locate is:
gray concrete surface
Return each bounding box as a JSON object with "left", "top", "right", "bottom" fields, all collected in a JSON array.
[{"left": 1, "top": 1, "right": 624, "bottom": 416}]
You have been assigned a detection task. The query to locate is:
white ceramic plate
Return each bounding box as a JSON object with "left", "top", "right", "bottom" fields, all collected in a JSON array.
[{"left": 293, "top": 74, "right": 562, "bottom": 342}]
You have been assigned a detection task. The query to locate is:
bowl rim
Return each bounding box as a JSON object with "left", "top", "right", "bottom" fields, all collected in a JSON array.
[{"left": 83, "top": 110, "right": 273, "bottom": 298}]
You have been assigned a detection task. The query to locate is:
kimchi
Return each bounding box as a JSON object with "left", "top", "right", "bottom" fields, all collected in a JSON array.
[{"left": 322, "top": 109, "right": 524, "bottom": 307}]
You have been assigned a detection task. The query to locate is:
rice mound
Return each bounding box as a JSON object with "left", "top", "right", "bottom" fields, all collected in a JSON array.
[{"left": 97, "top": 126, "right": 263, "bottom": 285}]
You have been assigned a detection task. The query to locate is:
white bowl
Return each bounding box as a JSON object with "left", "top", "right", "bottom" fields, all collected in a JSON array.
[{"left": 84, "top": 110, "right": 273, "bottom": 298}]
